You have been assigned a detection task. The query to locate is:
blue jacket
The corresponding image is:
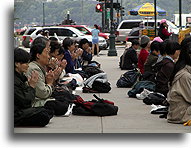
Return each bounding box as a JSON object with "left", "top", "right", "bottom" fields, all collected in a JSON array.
[{"left": 64, "top": 50, "right": 76, "bottom": 74}]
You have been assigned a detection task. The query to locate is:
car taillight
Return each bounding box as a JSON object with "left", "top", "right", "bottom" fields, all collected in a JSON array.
[
  {"left": 29, "top": 37, "right": 33, "bottom": 43},
  {"left": 115, "top": 31, "right": 119, "bottom": 36},
  {"left": 22, "top": 36, "right": 26, "bottom": 40},
  {"left": 126, "top": 37, "right": 129, "bottom": 41}
]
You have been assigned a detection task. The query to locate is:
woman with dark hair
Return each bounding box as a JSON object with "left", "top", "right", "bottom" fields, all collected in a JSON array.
[
  {"left": 49, "top": 41, "right": 67, "bottom": 79},
  {"left": 167, "top": 37, "right": 191, "bottom": 124},
  {"left": 14, "top": 47, "right": 51, "bottom": 127},
  {"left": 154, "top": 40, "right": 181, "bottom": 97},
  {"left": 158, "top": 19, "right": 173, "bottom": 41},
  {"left": 26, "top": 37, "right": 69, "bottom": 116},
  {"left": 63, "top": 38, "right": 83, "bottom": 73},
  {"left": 91, "top": 24, "right": 100, "bottom": 56},
  {"left": 78, "top": 38, "right": 93, "bottom": 66}
]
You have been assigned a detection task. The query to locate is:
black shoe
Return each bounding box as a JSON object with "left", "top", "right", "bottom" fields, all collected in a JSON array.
[
  {"left": 151, "top": 107, "right": 168, "bottom": 114},
  {"left": 159, "top": 113, "right": 167, "bottom": 119}
]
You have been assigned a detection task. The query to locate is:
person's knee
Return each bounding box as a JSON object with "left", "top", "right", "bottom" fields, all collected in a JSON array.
[{"left": 38, "top": 112, "right": 51, "bottom": 126}]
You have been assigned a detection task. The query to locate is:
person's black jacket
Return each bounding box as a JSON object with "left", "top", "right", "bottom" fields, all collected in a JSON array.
[
  {"left": 120, "top": 47, "right": 138, "bottom": 70},
  {"left": 154, "top": 58, "right": 175, "bottom": 97},
  {"left": 82, "top": 50, "right": 92, "bottom": 62},
  {"left": 14, "top": 71, "right": 43, "bottom": 125}
]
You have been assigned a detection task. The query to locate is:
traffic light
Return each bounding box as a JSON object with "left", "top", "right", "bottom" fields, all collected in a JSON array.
[
  {"left": 120, "top": 7, "right": 125, "bottom": 16},
  {"left": 95, "top": 3, "right": 103, "bottom": 13}
]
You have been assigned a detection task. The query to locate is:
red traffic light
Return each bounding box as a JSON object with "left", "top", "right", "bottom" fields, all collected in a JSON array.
[{"left": 96, "top": 3, "right": 103, "bottom": 12}]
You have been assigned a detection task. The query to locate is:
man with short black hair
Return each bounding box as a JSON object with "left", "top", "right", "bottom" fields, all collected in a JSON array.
[{"left": 120, "top": 39, "right": 140, "bottom": 70}]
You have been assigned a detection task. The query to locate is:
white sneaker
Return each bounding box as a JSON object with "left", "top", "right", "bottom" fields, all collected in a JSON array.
[
  {"left": 136, "top": 88, "right": 153, "bottom": 100},
  {"left": 62, "top": 103, "right": 75, "bottom": 117}
]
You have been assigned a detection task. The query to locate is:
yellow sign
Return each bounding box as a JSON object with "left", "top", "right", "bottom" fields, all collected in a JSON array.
[
  {"left": 138, "top": 3, "right": 157, "bottom": 16},
  {"left": 141, "top": 29, "right": 155, "bottom": 40}
]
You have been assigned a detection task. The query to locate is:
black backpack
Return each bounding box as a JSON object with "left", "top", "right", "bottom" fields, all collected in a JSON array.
[
  {"left": 92, "top": 81, "right": 111, "bottom": 93},
  {"left": 82, "top": 66, "right": 103, "bottom": 78},
  {"left": 82, "top": 81, "right": 111, "bottom": 93},
  {"left": 72, "top": 95, "right": 118, "bottom": 116},
  {"left": 116, "top": 69, "right": 140, "bottom": 88}
]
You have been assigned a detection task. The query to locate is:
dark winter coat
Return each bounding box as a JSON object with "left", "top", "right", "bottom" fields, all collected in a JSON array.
[
  {"left": 154, "top": 57, "right": 175, "bottom": 97},
  {"left": 120, "top": 47, "right": 138, "bottom": 70},
  {"left": 144, "top": 53, "right": 158, "bottom": 73},
  {"left": 14, "top": 71, "right": 44, "bottom": 125}
]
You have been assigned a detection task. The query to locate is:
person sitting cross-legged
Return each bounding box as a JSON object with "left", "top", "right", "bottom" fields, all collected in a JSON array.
[
  {"left": 14, "top": 47, "right": 52, "bottom": 127},
  {"left": 120, "top": 39, "right": 140, "bottom": 70}
]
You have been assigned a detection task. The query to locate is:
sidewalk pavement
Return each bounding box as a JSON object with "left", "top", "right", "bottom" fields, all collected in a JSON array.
[{"left": 14, "top": 45, "right": 191, "bottom": 133}]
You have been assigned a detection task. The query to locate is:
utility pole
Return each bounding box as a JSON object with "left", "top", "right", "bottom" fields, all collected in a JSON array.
[
  {"left": 121, "top": 0, "right": 123, "bottom": 22},
  {"left": 102, "top": 2, "right": 105, "bottom": 32},
  {"left": 116, "top": 0, "right": 119, "bottom": 25},
  {"left": 179, "top": 0, "right": 182, "bottom": 29},
  {"left": 154, "top": 0, "right": 157, "bottom": 37},
  {"left": 108, "top": 0, "right": 117, "bottom": 56},
  {"left": 81, "top": 0, "right": 84, "bottom": 24},
  {"left": 104, "top": 0, "right": 107, "bottom": 32},
  {"left": 43, "top": 2, "right": 45, "bottom": 26}
]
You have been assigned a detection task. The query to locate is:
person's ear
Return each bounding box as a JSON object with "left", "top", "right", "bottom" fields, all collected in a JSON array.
[
  {"left": 36, "top": 53, "right": 40, "bottom": 59},
  {"left": 15, "top": 62, "right": 20, "bottom": 68}
]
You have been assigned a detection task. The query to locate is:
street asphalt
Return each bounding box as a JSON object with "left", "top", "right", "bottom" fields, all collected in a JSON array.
[{"left": 14, "top": 45, "right": 191, "bottom": 133}]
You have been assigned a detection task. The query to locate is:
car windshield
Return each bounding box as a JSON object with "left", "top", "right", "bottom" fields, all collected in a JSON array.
[
  {"left": 86, "top": 27, "right": 93, "bottom": 32},
  {"left": 76, "top": 27, "right": 89, "bottom": 34},
  {"left": 70, "top": 27, "right": 85, "bottom": 36}
]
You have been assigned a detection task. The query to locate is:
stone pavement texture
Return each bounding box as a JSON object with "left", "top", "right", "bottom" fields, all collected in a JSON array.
[{"left": 14, "top": 45, "right": 191, "bottom": 133}]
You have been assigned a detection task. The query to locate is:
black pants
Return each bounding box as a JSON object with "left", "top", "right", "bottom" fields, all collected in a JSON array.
[
  {"left": 15, "top": 111, "right": 50, "bottom": 127},
  {"left": 44, "top": 100, "right": 69, "bottom": 116}
]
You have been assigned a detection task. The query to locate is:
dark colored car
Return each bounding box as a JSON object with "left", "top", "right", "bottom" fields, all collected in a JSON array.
[{"left": 125, "top": 27, "right": 140, "bottom": 42}]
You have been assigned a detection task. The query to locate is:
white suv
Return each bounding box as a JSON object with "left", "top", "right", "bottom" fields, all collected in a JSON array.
[
  {"left": 115, "top": 19, "right": 179, "bottom": 42},
  {"left": 22, "top": 26, "right": 107, "bottom": 50}
]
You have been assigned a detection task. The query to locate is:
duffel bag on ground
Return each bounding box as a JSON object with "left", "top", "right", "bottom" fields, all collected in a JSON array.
[{"left": 72, "top": 95, "right": 118, "bottom": 116}]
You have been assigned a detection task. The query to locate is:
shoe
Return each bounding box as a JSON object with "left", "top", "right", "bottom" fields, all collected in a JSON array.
[
  {"left": 159, "top": 113, "right": 167, "bottom": 119},
  {"left": 136, "top": 88, "right": 152, "bottom": 100},
  {"left": 62, "top": 103, "right": 75, "bottom": 117},
  {"left": 151, "top": 107, "right": 168, "bottom": 114}
]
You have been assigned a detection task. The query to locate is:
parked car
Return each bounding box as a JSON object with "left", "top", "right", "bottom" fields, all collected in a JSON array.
[
  {"left": 125, "top": 27, "right": 140, "bottom": 42},
  {"left": 116, "top": 19, "right": 179, "bottom": 42},
  {"left": 22, "top": 26, "right": 42, "bottom": 48},
  {"left": 59, "top": 25, "right": 110, "bottom": 48},
  {"left": 126, "top": 26, "right": 156, "bottom": 42},
  {"left": 22, "top": 26, "right": 107, "bottom": 51}
]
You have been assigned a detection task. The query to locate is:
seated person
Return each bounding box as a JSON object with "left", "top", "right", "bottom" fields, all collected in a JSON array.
[
  {"left": 78, "top": 38, "right": 93, "bottom": 66},
  {"left": 167, "top": 37, "right": 191, "bottom": 124},
  {"left": 14, "top": 47, "right": 52, "bottom": 127},
  {"left": 144, "top": 41, "right": 161, "bottom": 73},
  {"left": 26, "top": 37, "right": 69, "bottom": 115},
  {"left": 138, "top": 35, "right": 151, "bottom": 74},
  {"left": 120, "top": 39, "right": 139, "bottom": 70},
  {"left": 49, "top": 40, "right": 67, "bottom": 79},
  {"left": 154, "top": 40, "right": 181, "bottom": 97},
  {"left": 62, "top": 38, "right": 83, "bottom": 74}
]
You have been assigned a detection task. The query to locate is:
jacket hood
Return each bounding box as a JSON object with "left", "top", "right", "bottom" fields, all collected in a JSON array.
[
  {"left": 172, "top": 65, "right": 191, "bottom": 85},
  {"left": 154, "top": 58, "right": 173, "bottom": 71}
]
